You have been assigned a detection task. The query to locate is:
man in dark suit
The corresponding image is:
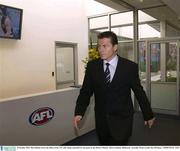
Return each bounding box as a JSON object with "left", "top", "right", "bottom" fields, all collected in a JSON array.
[{"left": 73, "top": 31, "right": 155, "bottom": 145}]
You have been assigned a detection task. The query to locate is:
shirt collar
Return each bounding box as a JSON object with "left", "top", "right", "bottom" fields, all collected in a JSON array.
[{"left": 104, "top": 55, "right": 118, "bottom": 67}]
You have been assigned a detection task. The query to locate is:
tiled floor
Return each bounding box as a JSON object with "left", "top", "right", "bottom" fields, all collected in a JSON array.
[{"left": 64, "top": 112, "right": 180, "bottom": 145}]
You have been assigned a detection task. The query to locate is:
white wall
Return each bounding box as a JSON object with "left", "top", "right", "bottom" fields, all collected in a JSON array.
[{"left": 0, "top": 0, "right": 88, "bottom": 98}]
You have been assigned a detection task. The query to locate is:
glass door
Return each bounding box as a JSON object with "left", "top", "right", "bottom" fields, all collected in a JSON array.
[{"left": 147, "top": 40, "right": 180, "bottom": 115}]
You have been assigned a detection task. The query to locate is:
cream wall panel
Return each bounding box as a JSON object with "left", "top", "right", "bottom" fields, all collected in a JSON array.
[{"left": 0, "top": 0, "right": 88, "bottom": 98}]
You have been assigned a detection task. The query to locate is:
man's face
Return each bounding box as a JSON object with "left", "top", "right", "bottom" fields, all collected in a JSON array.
[{"left": 97, "top": 38, "right": 117, "bottom": 61}]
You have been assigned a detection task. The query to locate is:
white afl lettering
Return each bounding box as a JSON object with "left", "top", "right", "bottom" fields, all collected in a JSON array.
[
  {"left": 46, "top": 110, "right": 53, "bottom": 118},
  {"left": 32, "top": 113, "right": 41, "bottom": 123}
]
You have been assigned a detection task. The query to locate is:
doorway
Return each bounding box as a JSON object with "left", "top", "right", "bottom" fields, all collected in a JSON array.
[{"left": 55, "top": 42, "right": 78, "bottom": 89}]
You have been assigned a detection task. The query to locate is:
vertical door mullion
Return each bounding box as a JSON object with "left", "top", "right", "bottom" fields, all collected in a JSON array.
[
  {"left": 177, "top": 40, "right": 180, "bottom": 115},
  {"left": 146, "top": 41, "right": 151, "bottom": 103}
]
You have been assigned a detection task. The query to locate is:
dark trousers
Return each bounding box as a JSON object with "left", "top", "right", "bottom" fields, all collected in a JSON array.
[
  {"left": 96, "top": 124, "right": 129, "bottom": 146},
  {"left": 98, "top": 135, "right": 129, "bottom": 146}
]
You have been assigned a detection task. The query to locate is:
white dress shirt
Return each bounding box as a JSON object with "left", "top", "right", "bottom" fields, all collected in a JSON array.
[{"left": 103, "top": 55, "right": 118, "bottom": 82}]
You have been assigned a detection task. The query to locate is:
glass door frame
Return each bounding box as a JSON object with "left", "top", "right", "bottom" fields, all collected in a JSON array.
[{"left": 143, "top": 37, "right": 180, "bottom": 115}]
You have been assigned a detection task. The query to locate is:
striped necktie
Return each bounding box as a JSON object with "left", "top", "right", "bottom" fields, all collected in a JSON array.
[{"left": 105, "top": 63, "right": 111, "bottom": 84}]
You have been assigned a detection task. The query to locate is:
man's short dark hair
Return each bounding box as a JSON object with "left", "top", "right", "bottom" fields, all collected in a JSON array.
[
  {"left": 97, "top": 31, "right": 118, "bottom": 46},
  {"left": 1, "top": 7, "right": 7, "bottom": 16}
]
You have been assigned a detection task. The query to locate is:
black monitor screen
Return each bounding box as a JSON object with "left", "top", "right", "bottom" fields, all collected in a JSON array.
[{"left": 0, "top": 4, "right": 23, "bottom": 39}]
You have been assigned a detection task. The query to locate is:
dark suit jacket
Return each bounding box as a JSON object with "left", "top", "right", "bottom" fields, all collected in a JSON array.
[{"left": 75, "top": 56, "right": 154, "bottom": 141}]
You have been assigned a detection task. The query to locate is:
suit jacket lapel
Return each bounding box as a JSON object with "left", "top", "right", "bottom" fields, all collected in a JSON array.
[{"left": 98, "top": 59, "right": 107, "bottom": 87}]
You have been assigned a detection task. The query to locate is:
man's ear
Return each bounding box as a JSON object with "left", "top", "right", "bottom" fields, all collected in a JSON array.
[{"left": 113, "top": 44, "right": 118, "bottom": 52}]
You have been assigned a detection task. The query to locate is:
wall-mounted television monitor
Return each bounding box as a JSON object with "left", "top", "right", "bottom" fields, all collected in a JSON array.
[{"left": 0, "top": 4, "right": 23, "bottom": 40}]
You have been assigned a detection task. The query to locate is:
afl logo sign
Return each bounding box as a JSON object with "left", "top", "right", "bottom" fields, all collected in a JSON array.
[{"left": 29, "top": 107, "right": 54, "bottom": 126}]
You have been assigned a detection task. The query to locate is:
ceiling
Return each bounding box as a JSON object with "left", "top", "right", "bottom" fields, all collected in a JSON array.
[
  {"left": 96, "top": 0, "right": 180, "bottom": 31},
  {"left": 120, "top": 0, "right": 165, "bottom": 9},
  {"left": 161, "top": 0, "right": 180, "bottom": 19}
]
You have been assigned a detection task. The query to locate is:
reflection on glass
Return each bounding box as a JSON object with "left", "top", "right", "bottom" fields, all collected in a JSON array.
[
  {"left": 138, "top": 42, "right": 176, "bottom": 83},
  {"left": 138, "top": 10, "right": 157, "bottom": 23},
  {"left": 89, "top": 16, "right": 109, "bottom": 50},
  {"left": 89, "top": 16, "right": 108, "bottom": 30},
  {"left": 138, "top": 41, "right": 146, "bottom": 81},
  {"left": 56, "top": 46, "right": 75, "bottom": 89},
  {"left": 89, "top": 28, "right": 108, "bottom": 49},
  {"left": 166, "top": 43, "right": 177, "bottom": 82},
  {"left": 111, "top": 11, "right": 133, "bottom": 26},
  {"left": 118, "top": 42, "right": 133, "bottom": 61},
  {"left": 150, "top": 42, "right": 177, "bottom": 82},
  {"left": 138, "top": 10, "right": 160, "bottom": 39},
  {"left": 139, "top": 42, "right": 146, "bottom": 71},
  {"left": 111, "top": 26, "right": 133, "bottom": 40},
  {"left": 139, "top": 24, "right": 160, "bottom": 39},
  {"left": 111, "top": 11, "right": 133, "bottom": 41},
  {"left": 151, "top": 44, "right": 160, "bottom": 72},
  {"left": 150, "top": 43, "right": 160, "bottom": 82},
  {"left": 166, "top": 24, "right": 180, "bottom": 37}
]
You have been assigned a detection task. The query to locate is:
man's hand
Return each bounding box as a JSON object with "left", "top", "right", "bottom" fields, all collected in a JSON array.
[
  {"left": 144, "top": 117, "right": 155, "bottom": 128},
  {"left": 73, "top": 115, "right": 82, "bottom": 130}
]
